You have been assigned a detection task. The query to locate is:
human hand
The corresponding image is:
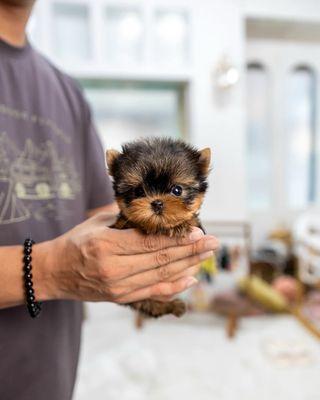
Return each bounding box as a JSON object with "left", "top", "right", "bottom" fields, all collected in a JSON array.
[{"left": 42, "top": 213, "right": 219, "bottom": 304}]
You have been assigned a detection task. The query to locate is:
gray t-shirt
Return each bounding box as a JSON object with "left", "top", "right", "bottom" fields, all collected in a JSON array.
[{"left": 0, "top": 39, "right": 114, "bottom": 399}]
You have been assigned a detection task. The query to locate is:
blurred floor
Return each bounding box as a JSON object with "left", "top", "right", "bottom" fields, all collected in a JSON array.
[{"left": 74, "top": 303, "right": 320, "bottom": 400}]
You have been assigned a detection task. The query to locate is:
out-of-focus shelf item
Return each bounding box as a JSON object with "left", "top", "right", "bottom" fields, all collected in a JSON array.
[
  {"left": 250, "top": 228, "right": 294, "bottom": 282},
  {"left": 204, "top": 220, "right": 251, "bottom": 273},
  {"left": 294, "top": 210, "right": 320, "bottom": 285}
]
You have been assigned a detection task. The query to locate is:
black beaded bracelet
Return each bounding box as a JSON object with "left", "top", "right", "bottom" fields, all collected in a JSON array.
[{"left": 23, "top": 238, "right": 42, "bottom": 318}]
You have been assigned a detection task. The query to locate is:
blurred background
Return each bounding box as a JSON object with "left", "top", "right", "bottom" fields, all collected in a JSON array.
[{"left": 28, "top": 0, "right": 320, "bottom": 399}]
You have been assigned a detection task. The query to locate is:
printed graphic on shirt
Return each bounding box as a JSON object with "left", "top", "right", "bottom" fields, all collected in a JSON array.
[
  {"left": 0, "top": 131, "right": 81, "bottom": 225},
  {"left": 0, "top": 103, "right": 71, "bottom": 144}
]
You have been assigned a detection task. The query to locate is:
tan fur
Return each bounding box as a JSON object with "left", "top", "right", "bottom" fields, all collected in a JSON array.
[
  {"left": 199, "top": 148, "right": 211, "bottom": 175},
  {"left": 106, "top": 149, "right": 120, "bottom": 173},
  {"left": 118, "top": 193, "right": 204, "bottom": 234}
]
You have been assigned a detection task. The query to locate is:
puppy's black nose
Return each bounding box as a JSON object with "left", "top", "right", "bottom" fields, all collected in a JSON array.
[{"left": 151, "top": 199, "right": 164, "bottom": 213}]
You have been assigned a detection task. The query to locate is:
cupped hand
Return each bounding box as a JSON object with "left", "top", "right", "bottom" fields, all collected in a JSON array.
[{"left": 45, "top": 212, "right": 219, "bottom": 304}]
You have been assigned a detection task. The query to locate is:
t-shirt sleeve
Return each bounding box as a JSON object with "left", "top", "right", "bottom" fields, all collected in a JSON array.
[{"left": 82, "top": 101, "right": 115, "bottom": 211}]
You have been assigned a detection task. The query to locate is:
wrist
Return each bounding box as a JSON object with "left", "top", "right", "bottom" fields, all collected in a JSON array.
[{"left": 32, "top": 239, "right": 62, "bottom": 302}]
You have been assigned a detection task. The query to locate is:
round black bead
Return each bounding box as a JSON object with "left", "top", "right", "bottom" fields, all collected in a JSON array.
[
  {"left": 23, "top": 255, "right": 32, "bottom": 263},
  {"left": 24, "top": 239, "right": 33, "bottom": 246},
  {"left": 26, "top": 288, "right": 34, "bottom": 296},
  {"left": 25, "top": 273, "right": 33, "bottom": 280},
  {"left": 27, "top": 295, "right": 35, "bottom": 303},
  {"left": 24, "top": 264, "right": 32, "bottom": 273},
  {"left": 25, "top": 280, "right": 33, "bottom": 288},
  {"left": 24, "top": 247, "right": 32, "bottom": 255},
  {"left": 28, "top": 308, "right": 37, "bottom": 318},
  {"left": 28, "top": 302, "right": 36, "bottom": 309}
]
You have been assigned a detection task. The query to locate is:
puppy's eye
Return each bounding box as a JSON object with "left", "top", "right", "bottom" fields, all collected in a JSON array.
[
  {"left": 134, "top": 186, "right": 145, "bottom": 197},
  {"left": 171, "top": 185, "right": 183, "bottom": 196}
]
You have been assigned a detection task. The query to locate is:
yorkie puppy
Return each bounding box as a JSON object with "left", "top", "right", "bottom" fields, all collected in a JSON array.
[{"left": 106, "top": 138, "right": 211, "bottom": 318}]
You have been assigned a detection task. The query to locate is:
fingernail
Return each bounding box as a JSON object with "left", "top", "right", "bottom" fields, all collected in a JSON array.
[
  {"left": 189, "top": 229, "right": 204, "bottom": 242},
  {"left": 200, "top": 251, "right": 213, "bottom": 261},
  {"left": 185, "top": 277, "right": 198, "bottom": 288},
  {"left": 204, "top": 238, "right": 218, "bottom": 251}
]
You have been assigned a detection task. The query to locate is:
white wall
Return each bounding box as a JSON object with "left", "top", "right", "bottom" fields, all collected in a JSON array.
[{"left": 189, "top": 0, "right": 247, "bottom": 222}]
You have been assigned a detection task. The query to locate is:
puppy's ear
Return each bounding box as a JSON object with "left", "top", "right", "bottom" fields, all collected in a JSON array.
[
  {"left": 106, "top": 149, "right": 120, "bottom": 176},
  {"left": 198, "top": 148, "right": 211, "bottom": 176}
]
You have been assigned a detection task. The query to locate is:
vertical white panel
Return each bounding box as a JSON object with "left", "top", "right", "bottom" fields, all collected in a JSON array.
[
  {"left": 285, "top": 67, "right": 316, "bottom": 209},
  {"left": 53, "top": 3, "right": 91, "bottom": 62},
  {"left": 246, "top": 63, "right": 271, "bottom": 210},
  {"left": 153, "top": 10, "right": 190, "bottom": 66},
  {"left": 103, "top": 6, "right": 144, "bottom": 65}
]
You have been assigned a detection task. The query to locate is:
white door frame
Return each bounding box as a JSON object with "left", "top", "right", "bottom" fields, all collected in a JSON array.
[{"left": 247, "top": 39, "right": 320, "bottom": 242}]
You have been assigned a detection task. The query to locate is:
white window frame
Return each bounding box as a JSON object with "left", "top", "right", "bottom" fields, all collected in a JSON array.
[{"left": 30, "top": 0, "right": 193, "bottom": 82}]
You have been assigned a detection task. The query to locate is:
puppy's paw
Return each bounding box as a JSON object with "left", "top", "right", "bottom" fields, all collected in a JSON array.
[
  {"left": 128, "top": 299, "right": 187, "bottom": 318},
  {"left": 170, "top": 299, "right": 186, "bottom": 317}
]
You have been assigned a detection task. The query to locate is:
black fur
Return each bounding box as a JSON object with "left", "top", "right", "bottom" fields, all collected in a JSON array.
[{"left": 110, "top": 138, "right": 209, "bottom": 206}]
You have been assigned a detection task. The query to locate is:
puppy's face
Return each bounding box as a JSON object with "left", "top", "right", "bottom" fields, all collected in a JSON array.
[{"left": 107, "top": 139, "right": 211, "bottom": 231}]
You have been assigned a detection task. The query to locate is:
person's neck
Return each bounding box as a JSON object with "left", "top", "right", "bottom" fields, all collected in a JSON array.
[{"left": 0, "top": 3, "right": 33, "bottom": 47}]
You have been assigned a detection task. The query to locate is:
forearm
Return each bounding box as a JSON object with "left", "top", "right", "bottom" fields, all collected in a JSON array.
[
  {"left": 1, "top": 207, "right": 117, "bottom": 310},
  {"left": 0, "top": 241, "right": 55, "bottom": 310}
]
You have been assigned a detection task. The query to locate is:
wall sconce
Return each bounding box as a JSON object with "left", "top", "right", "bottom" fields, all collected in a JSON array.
[{"left": 214, "top": 55, "right": 240, "bottom": 89}]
